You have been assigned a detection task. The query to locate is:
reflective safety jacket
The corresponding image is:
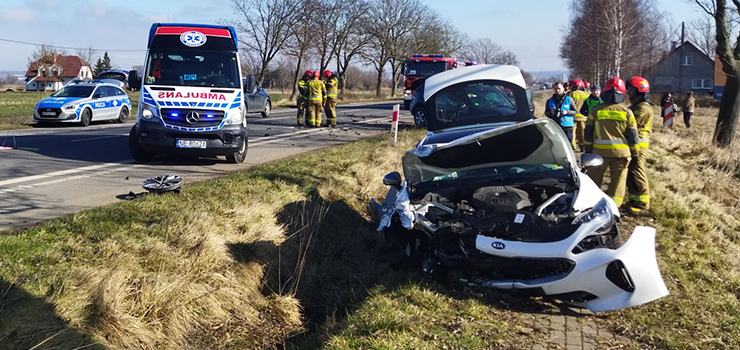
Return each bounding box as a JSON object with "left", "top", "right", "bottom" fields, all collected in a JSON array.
[
  {"left": 308, "top": 78, "right": 326, "bottom": 102},
  {"left": 546, "top": 95, "right": 576, "bottom": 127},
  {"left": 580, "top": 94, "right": 603, "bottom": 117},
  {"left": 297, "top": 79, "right": 308, "bottom": 99},
  {"left": 324, "top": 76, "right": 338, "bottom": 99},
  {"left": 630, "top": 100, "right": 653, "bottom": 149},
  {"left": 584, "top": 103, "right": 640, "bottom": 158},
  {"left": 570, "top": 90, "right": 590, "bottom": 122}
]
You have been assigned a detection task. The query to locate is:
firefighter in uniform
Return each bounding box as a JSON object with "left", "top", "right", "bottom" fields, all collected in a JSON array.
[
  {"left": 625, "top": 76, "right": 653, "bottom": 213},
  {"left": 584, "top": 77, "right": 640, "bottom": 207},
  {"left": 569, "top": 79, "right": 589, "bottom": 151},
  {"left": 296, "top": 70, "right": 311, "bottom": 126},
  {"left": 323, "top": 70, "right": 339, "bottom": 127},
  {"left": 307, "top": 70, "right": 326, "bottom": 127}
]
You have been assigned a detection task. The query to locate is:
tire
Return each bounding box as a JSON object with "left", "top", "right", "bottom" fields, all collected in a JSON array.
[
  {"left": 403, "top": 100, "right": 411, "bottom": 110},
  {"left": 128, "top": 125, "right": 155, "bottom": 162},
  {"left": 261, "top": 100, "right": 271, "bottom": 118},
  {"left": 412, "top": 107, "right": 426, "bottom": 127},
  {"left": 117, "top": 107, "right": 129, "bottom": 123},
  {"left": 225, "top": 137, "right": 248, "bottom": 163},
  {"left": 80, "top": 108, "right": 92, "bottom": 127}
]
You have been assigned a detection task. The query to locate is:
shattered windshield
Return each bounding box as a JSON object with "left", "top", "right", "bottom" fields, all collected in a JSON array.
[{"left": 434, "top": 82, "right": 519, "bottom": 125}]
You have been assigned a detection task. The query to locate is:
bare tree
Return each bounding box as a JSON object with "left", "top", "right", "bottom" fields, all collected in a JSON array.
[
  {"left": 230, "top": 0, "right": 301, "bottom": 85},
  {"left": 284, "top": 0, "right": 316, "bottom": 100},
  {"left": 690, "top": 17, "right": 718, "bottom": 57},
  {"left": 75, "top": 46, "right": 98, "bottom": 66},
  {"left": 463, "top": 38, "right": 518, "bottom": 65},
  {"left": 333, "top": 0, "right": 370, "bottom": 98},
  {"left": 28, "top": 44, "right": 67, "bottom": 65},
  {"left": 693, "top": 0, "right": 740, "bottom": 146}
]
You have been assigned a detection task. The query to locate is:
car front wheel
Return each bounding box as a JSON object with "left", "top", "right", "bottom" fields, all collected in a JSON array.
[
  {"left": 261, "top": 100, "right": 271, "bottom": 118},
  {"left": 413, "top": 107, "right": 426, "bottom": 127},
  {"left": 80, "top": 108, "right": 92, "bottom": 127}
]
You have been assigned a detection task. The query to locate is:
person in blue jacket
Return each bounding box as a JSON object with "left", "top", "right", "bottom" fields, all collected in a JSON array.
[{"left": 545, "top": 82, "right": 578, "bottom": 145}]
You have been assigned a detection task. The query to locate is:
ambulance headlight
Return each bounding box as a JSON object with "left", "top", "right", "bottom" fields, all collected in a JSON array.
[
  {"left": 141, "top": 105, "right": 158, "bottom": 121},
  {"left": 223, "top": 111, "right": 243, "bottom": 125}
]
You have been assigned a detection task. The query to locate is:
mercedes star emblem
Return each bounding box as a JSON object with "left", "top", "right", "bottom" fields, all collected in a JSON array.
[{"left": 185, "top": 111, "right": 199, "bottom": 124}]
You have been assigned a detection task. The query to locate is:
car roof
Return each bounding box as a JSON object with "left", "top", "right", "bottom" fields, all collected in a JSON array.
[
  {"left": 423, "top": 64, "right": 526, "bottom": 101},
  {"left": 98, "top": 69, "right": 129, "bottom": 74},
  {"left": 66, "top": 80, "right": 124, "bottom": 88}
]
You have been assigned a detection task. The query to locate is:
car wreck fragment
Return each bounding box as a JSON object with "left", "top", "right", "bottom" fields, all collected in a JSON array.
[{"left": 371, "top": 64, "right": 668, "bottom": 312}]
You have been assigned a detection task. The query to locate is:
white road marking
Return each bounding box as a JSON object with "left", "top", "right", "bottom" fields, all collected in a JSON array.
[
  {"left": 70, "top": 134, "right": 129, "bottom": 142},
  {"left": 0, "top": 161, "right": 133, "bottom": 187}
]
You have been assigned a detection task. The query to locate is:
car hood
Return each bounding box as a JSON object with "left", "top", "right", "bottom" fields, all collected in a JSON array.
[
  {"left": 403, "top": 119, "right": 576, "bottom": 186},
  {"left": 142, "top": 85, "right": 242, "bottom": 109},
  {"left": 37, "top": 97, "right": 86, "bottom": 108}
]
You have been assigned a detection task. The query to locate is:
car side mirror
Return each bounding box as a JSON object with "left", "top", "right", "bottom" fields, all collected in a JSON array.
[
  {"left": 383, "top": 171, "right": 403, "bottom": 190},
  {"left": 580, "top": 153, "right": 604, "bottom": 172},
  {"left": 128, "top": 70, "right": 141, "bottom": 90},
  {"left": 243, "top": 75, "right": 256, "bottom": 93}
]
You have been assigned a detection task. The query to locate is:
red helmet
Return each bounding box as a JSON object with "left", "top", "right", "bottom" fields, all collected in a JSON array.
[
  {"left": 304, "top": 70, "right": 312, "bottom": 76},
  {"left": 584, "top": 81, "right": 591, "bottom": 89},
  {"left": 627, "top": 76, "right": 650, "bottom": 93},
  {"left": 312, "top": 70, "right": 320, "bottom": 78},
  {"left": 323, "top": 70, "right": 332, "bottom": 78},
  {"left": 604, "top": 77, "right": 626, "bottom": 94},
  {"left": 563, "top": 81, "right": 570, "bottom": 89},
  {"left": 570, "top": 79, "right": 585, "bottom": 90}
]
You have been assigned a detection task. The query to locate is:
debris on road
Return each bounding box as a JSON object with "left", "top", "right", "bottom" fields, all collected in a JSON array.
[{"left": 142, "top": 175, "right": 183, "bottom": 194}]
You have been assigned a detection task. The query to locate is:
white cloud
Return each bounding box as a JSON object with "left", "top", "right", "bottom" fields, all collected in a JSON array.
[
  {"left": 77, "top": 0, "right": 107, "bottom": 17},
  {"left": 0, "top": 8, "right": 37, "bottom": 22}
]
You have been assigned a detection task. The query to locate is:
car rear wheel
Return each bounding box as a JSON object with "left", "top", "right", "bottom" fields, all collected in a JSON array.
[
  {"left": 413, "top": 107, "right": 426, "bottom": 127},
  {"left": 117, "top": 107, "right": 129, "bottom": 123},
  {"left": 128, "top": 125, "right": 155, "bottom": 162},
  {"left": 80, "top": 108, "right": 92, "bottom": 127},
  {"left": 261, "top": 100, "right": 271, "bottom": 118},
  {"left": 225, "top": 137, "right": 248, "bottom": 163}
]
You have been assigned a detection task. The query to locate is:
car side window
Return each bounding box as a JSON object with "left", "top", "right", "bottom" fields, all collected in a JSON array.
[
  {"left": 115, "top": 87, "right": 126, "bottom": 96},
  {"left": 93, "top": 87, "right": 105, "bottom": 98}
]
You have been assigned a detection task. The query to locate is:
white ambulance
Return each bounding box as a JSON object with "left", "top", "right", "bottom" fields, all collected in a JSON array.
[{"left": 128, "top": 23, "right": 253, "bottom": 163}]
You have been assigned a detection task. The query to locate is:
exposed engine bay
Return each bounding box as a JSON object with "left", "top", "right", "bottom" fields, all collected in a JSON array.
[{"left": 414, "top": 181, "right": 578, "bottom": 243}]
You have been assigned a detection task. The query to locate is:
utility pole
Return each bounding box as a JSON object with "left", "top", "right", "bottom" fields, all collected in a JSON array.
[{"left": 679, "top": 22, "right": 685, "bottom": 93}]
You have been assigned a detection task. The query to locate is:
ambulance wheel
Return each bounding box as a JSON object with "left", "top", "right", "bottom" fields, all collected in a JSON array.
[
  {"left": 128, "top": 125, "right": 155, "bottom": 162},
  {"left": 226, "top": 137, "right": 248, "bottom": 163},
  {"left": 80, "top": 108, "right": 92, "bottom": 127}
]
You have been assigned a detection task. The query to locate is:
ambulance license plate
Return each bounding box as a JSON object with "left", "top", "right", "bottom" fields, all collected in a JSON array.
[{"left": 176, "top": 139, "right": 207, "bottom": 149}]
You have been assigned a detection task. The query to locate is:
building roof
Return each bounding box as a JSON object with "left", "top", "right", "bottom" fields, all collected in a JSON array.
[
  {"left": 25, "top": 55, "right": 91, "bottom": 78},
  {"left": 650, "top": 41, "right": 714, "bottom": 73}
]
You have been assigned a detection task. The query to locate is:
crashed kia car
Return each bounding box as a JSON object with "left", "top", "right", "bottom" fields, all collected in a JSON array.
[{"left": 371, "top": 64, "right": 668, "bottom": 312}]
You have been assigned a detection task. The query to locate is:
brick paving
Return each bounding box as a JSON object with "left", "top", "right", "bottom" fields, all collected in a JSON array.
[{"left": 524, "top": 303, "right": 623, "bottom": 350}]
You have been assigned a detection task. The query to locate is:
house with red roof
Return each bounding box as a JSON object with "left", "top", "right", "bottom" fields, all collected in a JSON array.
[{"left": 25, "top": 54, "right": 94, "bottom": 91}]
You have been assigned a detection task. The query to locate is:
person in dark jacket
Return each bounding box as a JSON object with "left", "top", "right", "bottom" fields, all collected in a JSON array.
[
  {"left": 545, "top": 82, "right": 578, "bottom": 144},
  {"left": 580, "top": 84, "right": 603, "bottom": 117}
]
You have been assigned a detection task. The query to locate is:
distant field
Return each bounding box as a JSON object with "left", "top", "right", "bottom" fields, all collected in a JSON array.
[{"left": 0, "top": 90, "right": 140, "bottom": 130}]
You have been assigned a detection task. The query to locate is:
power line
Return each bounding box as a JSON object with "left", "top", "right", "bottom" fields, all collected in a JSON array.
[{"left": 0, "top": 37, "right": 145, "bottom": 52}]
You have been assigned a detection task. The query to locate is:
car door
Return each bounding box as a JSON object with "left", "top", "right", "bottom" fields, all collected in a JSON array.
[
  {"left": 90, "top": 86, "right": 110, "bottom": 120},
  {"left": 245, "top": 86, "right": 261, "bottom": 113}
]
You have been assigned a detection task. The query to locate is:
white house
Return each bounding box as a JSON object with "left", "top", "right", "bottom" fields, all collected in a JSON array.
[{"left": 25, "top": 54, "right": 93, "bottom": 91}]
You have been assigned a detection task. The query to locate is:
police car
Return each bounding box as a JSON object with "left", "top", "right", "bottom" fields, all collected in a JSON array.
[{"left": 33, "top": 80, "right": 132, "bottom": 126}]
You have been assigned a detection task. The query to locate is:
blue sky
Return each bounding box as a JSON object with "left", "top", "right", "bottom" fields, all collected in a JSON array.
[{"left": 0, "top": 0, "right": 705, "bottom": 73}]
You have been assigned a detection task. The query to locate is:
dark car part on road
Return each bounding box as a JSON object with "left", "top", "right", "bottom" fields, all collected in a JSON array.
[{"left": 142, "top": 175, "right": 183, "bottom": 193}]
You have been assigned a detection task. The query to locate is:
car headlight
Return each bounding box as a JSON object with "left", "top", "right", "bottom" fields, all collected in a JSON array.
[
  {"left": 572, "top": 198, "right": 613, "bottom": 230},
  {"left": 64, "top": 105, "right": 76, "bottom": 110},
  {"left": 141, "top": 105, "right": 158, "bottom": 121}
]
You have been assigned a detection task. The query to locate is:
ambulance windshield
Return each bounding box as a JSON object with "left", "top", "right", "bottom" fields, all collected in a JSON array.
[{"left": 144, "top": 51, "right": 240, "bottom": 88}]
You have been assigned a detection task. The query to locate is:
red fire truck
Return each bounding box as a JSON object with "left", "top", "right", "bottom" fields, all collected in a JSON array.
[{"left": 402, "top": 54, "right": 458, "bottom": 110}]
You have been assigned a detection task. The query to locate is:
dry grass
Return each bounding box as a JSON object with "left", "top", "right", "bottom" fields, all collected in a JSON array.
[{"left": 604, "top": 106, "right": 740, "bottom": 349}]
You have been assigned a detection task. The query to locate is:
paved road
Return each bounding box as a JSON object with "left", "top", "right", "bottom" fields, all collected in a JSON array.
[{"left": 0, "top": 101, "right": 412, "bottom": 232}]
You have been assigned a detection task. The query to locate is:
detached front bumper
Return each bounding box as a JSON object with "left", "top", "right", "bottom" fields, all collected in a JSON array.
[
  {"left": 133, "top": 121, "right": 247, "bottom": 156},
  {"left": 475, "top": 226, "right": 669, "bottom": 312}
]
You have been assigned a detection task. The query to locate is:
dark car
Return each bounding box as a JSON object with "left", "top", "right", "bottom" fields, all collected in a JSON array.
[{"left": 242, "top": 77, "right": 271, "bottom": 117}]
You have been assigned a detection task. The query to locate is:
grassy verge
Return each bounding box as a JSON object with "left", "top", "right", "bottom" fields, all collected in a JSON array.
[
  {"left": 603, "top": 107, "right": 740, "bottom": 349},
  {"left": 0, "top": 128, "right": 552, "bottom": 349}
]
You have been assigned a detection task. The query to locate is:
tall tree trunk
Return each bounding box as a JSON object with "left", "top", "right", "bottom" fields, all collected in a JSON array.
[
  {"left": 715, "top": 73, "right": 740, "bottom": 147},
  {"left": 390, "top": 64, "right": 398, "bottom": 97},
  {"left": 375, "top": 65, "right": 384, "bottom": 97},
  {"left": 289, "top": 56, "right": 304, "bottom": 101},
  {"left": 336, "top": 54, "right": 346, "bottom": 99}
]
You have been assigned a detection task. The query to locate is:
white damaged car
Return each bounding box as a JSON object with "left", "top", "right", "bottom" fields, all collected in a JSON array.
[{"left": 371, "top": 64, "right": 668, "bottom": 312}]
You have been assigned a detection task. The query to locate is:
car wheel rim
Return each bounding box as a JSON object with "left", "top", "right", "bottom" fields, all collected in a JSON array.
[
  {"left": 415, "top": 110, "right": 425, "bottom": 125},
  {"left": 265, "top": 102, "right": 270, "bottom": 114}
]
